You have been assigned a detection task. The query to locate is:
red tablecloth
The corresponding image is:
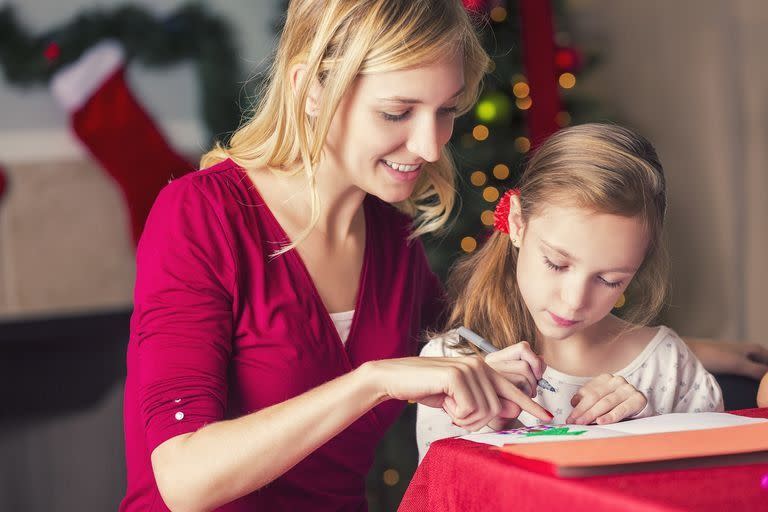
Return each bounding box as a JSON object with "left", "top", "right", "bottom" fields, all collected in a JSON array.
[{"left": 399, "top": 408, "right": 768, "bottom": 511}]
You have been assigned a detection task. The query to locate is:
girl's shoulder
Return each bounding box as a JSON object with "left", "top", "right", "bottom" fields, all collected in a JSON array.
[
  {"left": 420, "top": 330, "right": 464, "bottom": 357},
  {"left": 618, "top": 325, "right": 691, "bottom": 375}
]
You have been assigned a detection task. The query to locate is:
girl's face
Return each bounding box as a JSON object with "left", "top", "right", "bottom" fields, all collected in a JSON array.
[
  {"left": 322, "top": 53, "right": 465, "bottom": 203},
  {"left": 510, "top": 203, "right": 650, "bottom": 342}
]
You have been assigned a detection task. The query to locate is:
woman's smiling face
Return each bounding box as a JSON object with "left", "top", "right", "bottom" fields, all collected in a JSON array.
[{"left": 321, "top": 53, "right": 465, "bottom": 203}]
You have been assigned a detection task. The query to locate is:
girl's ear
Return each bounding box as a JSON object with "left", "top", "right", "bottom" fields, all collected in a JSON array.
[
  {"left": 290, "top": 63, "right": 322, "bottom": 117},
  {"left": 507, "top": 195, "right": 525, "bottom": 247}
]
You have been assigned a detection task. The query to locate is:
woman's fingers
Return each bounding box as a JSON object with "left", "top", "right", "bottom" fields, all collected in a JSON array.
[
  {"left": 440, "top": 358, "right": 502, "bottom": 431},
  {"left": 394, "top": 355, "right": 549, "bottom": 430},
  {"left": 457, "top": 357, "right": 502, "bottom": 428},
  {"left": 491, "top": 371, "right": 553, "bottom": 422}
]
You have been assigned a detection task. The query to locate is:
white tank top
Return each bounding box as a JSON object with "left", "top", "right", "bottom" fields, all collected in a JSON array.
[{"left": 329, "top": 310, "right": 355, "bottom": 345}]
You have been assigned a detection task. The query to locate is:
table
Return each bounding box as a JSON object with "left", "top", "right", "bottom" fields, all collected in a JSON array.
[{"left": 399, "top": 408, "right": 768, "bottom": 511}]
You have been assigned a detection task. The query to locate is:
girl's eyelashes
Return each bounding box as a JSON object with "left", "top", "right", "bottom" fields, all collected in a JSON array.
[
  {"left": 543, "top": 257, "right": 566, "bottom": 272},
  {"left": 598, "top": 277, "right": 623, "bottom": 289},
  {"left": 380, "top": 106, "right": 458, "bottom": 123},
  {"left": 544, "top": 255, "right": 624, "bottom": 289}
]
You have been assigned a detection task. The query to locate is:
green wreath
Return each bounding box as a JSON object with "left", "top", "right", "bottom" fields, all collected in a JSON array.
[{"left": 0, "top": 4, "right": 243, "bottom": 140}]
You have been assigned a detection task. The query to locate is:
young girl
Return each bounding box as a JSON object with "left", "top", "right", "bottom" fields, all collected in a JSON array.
[{"left": 417, "top": 123, "right": 724, "bottom": 461}]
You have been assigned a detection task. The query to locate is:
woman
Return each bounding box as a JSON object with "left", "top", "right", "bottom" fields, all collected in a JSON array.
[{"left": 120, "top": 1, "right": 550, "bottom": 511}]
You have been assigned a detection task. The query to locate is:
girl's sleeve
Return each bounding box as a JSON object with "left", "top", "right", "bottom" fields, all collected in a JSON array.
[
  {"left": 670, "top": 336, "right": 725, "bottom": 413},
  {"left": 415, "top": 338, "right": 471, "bottom": 463},
  {"left": 132, "top": 179, "right": 237, "bottom": 452}
]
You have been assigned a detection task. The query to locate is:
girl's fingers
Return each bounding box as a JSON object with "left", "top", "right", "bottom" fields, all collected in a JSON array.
[
  {"left": 569, "top": 377, "right": 643, "bottom": 425},
  {"left": 595, "top": 394, "right": 645, "bottom": 425},
  {"left": 495, "top": 362, "right": 536, "bottom": 397},
  {"left": 569, "top": 390, "right": 625, "bottom": 425},
  {"left": 516, "top": 341, "right": 546, "bottom": 379},
  {"left": 486, "top": 358, "right": 538, "bottom": 397},
  {"left": 486, "top": 341, "right": 546, "bottom": 380},
  {"left": 568, "top": 374, "right": 619, "bottom": 422}
]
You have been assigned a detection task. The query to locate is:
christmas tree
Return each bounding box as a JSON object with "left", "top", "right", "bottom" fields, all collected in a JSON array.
[{"left": 425, "top": 0, "right": 602, "bottom": 279}]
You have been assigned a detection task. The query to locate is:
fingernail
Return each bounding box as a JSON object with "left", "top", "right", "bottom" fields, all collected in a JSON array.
[{"left": 543, "top": 408, "right": 554, "bottom": 419}]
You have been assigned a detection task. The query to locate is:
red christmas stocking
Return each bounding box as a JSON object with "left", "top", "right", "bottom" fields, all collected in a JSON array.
[{"left": 51, "top": 40, "right": 193, "bottom": 245}]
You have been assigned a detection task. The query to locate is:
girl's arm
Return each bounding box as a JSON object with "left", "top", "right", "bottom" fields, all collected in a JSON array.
[
  {"left": 683, "top": 337, "right": 768, "bottom": 380},
  {"left": 416, "top": 399, "right": 473, "bottom": 463},
  {"left": 152, "top": 356, "right": 550, "bottom": 512},
  {"left": 672, "top": 336, "right": 725, "bottom": 413},
  {"left": 758, "top": 373, "right": 768, "bottom": 408}
]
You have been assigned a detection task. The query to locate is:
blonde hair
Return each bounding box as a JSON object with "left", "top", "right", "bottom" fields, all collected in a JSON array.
[
  {"left": 201, "top": 0, "right": 490, "bottom": 251},
  {"left": 445, "top": 123, "right": 669, "bottom": 353}
]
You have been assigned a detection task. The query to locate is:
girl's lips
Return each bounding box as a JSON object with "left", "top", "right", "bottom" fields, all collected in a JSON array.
[{"left": 548, "top": 311, "right": 579, "bottom": 327}]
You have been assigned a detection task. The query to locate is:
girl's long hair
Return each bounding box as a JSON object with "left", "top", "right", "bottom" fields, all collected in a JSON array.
[
  {"left": 445, "top": 123, "right": 669, "bottom": 352},
  {"left": 201, "top": 0, "right": 490, "bottom": 252}
]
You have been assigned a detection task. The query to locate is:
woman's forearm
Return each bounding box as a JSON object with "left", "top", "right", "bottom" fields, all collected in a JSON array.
[
  {"left": 151, "top": 362, "right": 386, "bottom": 512},
  {"left": 684, "top": 337, "right": 768, "bottom": 380}
]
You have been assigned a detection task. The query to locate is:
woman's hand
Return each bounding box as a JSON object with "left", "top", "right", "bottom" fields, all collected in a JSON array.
[
  {"left": 567, "top": 374, "right": 646, "bottom": 425},
  {"left": 365, "top": 357, "right": 552, "bottom": 431},
  {"left": 483, "top": 341, "right": 546, "bottom": 398},
  {"left": 685, "top": 338, "right": 768, "bottom": 380}
]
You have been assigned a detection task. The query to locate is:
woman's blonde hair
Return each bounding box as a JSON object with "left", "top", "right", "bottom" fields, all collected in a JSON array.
[
  {"left": 201, "top": 0, "right": 490, "bottom": 250},
  {"left": 445, "top": 123, "right": 669, "bottom": 352}
]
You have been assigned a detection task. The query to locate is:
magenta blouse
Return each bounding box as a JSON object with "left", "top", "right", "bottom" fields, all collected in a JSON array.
[{"left": 120, "top": 160, "right": 444, "bottom": 511}]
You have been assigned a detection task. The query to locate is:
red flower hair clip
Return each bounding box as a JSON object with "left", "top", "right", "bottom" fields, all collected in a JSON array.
[{"left": 493, "top": 188, "right": 520, "bottom": 234}]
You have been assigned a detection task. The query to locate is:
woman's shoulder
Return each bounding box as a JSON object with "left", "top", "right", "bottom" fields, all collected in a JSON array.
[
  {"left": 161, "top": 158, "right": 247, "bottom": 203},
  {"left": 142, "top": 159, "right": 257, "bottom": 252}
]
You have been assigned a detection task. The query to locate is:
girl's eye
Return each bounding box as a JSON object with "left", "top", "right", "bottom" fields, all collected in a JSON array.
[
  {"left": 439, "top": 106, "right": 459, "bottom": 116},
  {"left": 381, "top": 111, "right": 411, "bottom": 122},
  {"left": 599, "top": 277, "right": 623, "bottom": 289},
  {"left": 544, "top": 257, "right": 566, "bottom": 272}
]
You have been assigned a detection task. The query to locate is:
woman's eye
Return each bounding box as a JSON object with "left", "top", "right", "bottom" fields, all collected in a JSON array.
[
  {"left": 438, "top": 106, "right": 459, "bottom": 116},
  {"left": 381, "top": 111, "right": 410, "bottom": 122}
]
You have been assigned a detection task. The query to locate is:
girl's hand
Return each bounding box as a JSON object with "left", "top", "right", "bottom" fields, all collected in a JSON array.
[
  {"left": 566, "top": 374, "right": 646, "bottom": 425},
  {"left": 365, "top": 357, "right": 552, "bottom": 431},
  {"left": 483, "top": 341, "right": 546, "bottom": 398}
]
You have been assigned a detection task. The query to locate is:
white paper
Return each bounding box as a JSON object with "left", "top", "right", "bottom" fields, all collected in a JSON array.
[
  {"left": 595, "top": 412, "right": 766, "bottom": 434},
  {"left": 459, "top": 413, "right": 766, "bottom": 447}
]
